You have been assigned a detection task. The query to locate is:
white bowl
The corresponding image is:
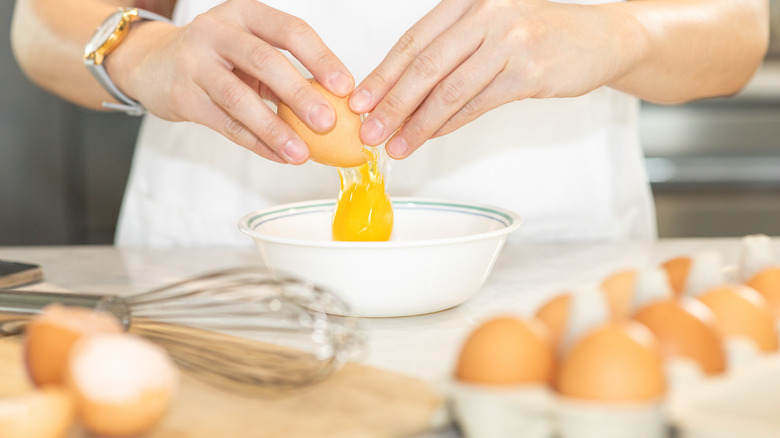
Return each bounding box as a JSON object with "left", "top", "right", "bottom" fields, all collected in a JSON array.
[{"left": 238, "top": 198, "right": 522, "bottom": 317}]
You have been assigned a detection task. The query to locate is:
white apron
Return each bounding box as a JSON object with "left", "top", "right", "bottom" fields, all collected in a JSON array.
[{"left": 115, "top": 0, "right": 656, "bottom": 247}]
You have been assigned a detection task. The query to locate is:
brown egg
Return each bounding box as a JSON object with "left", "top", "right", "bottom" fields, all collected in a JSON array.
[
  {"left": 24, "top": 304, "right": 123, "bottom": 386},
  {"left": 535, "top": 294, "right": 571, "bottom": 347},
  {"left": 633, "top": 297, "right": 726, "bottom": 375},
  {"left": 66, "top": 333, "right": 178, "bottom": 437},
  {"left": 555, "top": 322, "right": 666, "bottom": 402},
  {"left": 0, "top": 387, "right": 74, "bottom": 438},
  {"left": 277, "top": 79, "right": 368, "bottom": 168},
  {"left": 697, "top": 285, "right": 778, "bottom": 352},
  {"left": 662, "top": 257, "right": 692, "bottom": 297},
  {"left": 745, "top": 267, "right": 780, "bottom": 318},
  {"left": 601, "top": 270, "right": 637, "bottom": 320},
  {"left": 455, "top": 316, "right": 554, "bottom": 385}
]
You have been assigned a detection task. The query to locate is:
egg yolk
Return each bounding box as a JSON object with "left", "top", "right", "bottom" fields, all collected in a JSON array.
[{"left": 332, "top": 148, "right": 393, "bottom": 241}]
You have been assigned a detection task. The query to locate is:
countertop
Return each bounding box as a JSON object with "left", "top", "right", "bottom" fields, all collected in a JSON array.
[
  {"left": 0, "top": 238, "right": 753, "bottom": 383},
  {"left": 0, "top": 239, "right": 767, "bottom": 437}
]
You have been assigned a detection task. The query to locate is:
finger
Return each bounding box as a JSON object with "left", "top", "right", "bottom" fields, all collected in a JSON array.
[
  {"left": 233, "top": 69, "right": 280, "bottom": 106},
  {"left": 384, "top": 46, "right": 506, "bottom": 159},
  {"left": 359, "top": 14, "right": 483, "bottom": 146},
  {"left": 192, "top": 66, "right": 310, "bottom": 164},
  {"left": 232, "top": 3, "right": 354, "bottom": 97},
  {"left": 213, "top": 25, "right": 335, "bottom": 134},
  {"left": 432, "top": 73, "right": 515, "bottom": 139},
  {"left": 194, "top": 98, "right": 286, "bottom": 164},
  {"left": 349, "top": 0, "right": 471, "bottom": 114}
]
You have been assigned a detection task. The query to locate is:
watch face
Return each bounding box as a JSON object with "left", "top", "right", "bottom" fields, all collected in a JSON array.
[{"left": 84, "top": 10, "right": 125, "bottom": 56}]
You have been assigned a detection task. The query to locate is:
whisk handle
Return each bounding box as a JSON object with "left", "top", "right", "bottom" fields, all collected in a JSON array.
[{"left": 0, "top": 290, "right": 131, "bottom": 334}]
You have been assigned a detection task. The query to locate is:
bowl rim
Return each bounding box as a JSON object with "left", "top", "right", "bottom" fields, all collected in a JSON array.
[{"left": 238, "top": 197, "right": 523, "bottom": 249}]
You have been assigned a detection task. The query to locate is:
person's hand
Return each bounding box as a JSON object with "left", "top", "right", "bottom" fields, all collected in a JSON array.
[
  {"left": 349, "top": 0, "right": 633, "bottom": 159},
  {"left": 107, "top": 0, "right": 354, "bottom": 164}
]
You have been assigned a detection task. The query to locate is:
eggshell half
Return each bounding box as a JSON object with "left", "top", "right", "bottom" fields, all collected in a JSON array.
[
  {"left": 0, "top": 387, "right": 74, "bottom": 438},
  {"left": 600, "top": 270, "right": 636, "bottom": 320},
  {"left": 535, "top": 294, "right": 571, "bottom": 347},
  {"left": 277, "top": 80, "right": 368, "bottom": 168},
  {"left": 67, "top": 333, "right": 178, "bottom": 437},
  {"left": 24, "top": 304, "right": 122, "bottom": 386},
  {"left": 662, "top": 257, "right": 692, "bottom": 297}
]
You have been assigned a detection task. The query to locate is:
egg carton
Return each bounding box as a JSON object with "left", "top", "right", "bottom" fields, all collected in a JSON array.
[{"left": 447, "top": 347, "right": 780, "bottom": 438}]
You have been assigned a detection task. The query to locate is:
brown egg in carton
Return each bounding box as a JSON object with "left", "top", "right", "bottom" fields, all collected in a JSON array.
[
  {"left": 448, "top": 234, "right": 780, "bottom": 438},
  {"left": 1, "top": 304, "right": 179, "bottom": 438}
]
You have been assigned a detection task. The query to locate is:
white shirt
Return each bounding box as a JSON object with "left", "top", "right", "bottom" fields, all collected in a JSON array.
[{"left": 115, "top": 0, "right": 656, "bottom": 247}]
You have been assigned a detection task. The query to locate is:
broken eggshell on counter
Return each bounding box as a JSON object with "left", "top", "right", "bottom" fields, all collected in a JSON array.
[
  {"left": 0, "top": 386, "right": 74, "bottom": 438},
  {"left": 66, "top": 333, "right": 179, "bottom": 438},
  {"left": 19, "top": 304, "right": 179, "bottom": 438},
  {"left": 449, "top": 315, "right": 556, "bottom": 438},
  {"left": 24, "top": 303, "right": 123, "bottom": 387}
]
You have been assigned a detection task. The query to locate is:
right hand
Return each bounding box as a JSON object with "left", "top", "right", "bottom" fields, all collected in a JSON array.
[{"left": 107, "top": 0, "right": 354, "bottom": 164}]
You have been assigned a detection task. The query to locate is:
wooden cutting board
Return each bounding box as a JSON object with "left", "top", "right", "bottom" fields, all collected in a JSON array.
[{"left": 0, "top": 336, "right": 443, "bottom": 438}]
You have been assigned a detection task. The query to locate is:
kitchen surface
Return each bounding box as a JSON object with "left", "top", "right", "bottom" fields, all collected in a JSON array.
[{"left": 2, "top": 239, "right": 780, "bottom": 437}]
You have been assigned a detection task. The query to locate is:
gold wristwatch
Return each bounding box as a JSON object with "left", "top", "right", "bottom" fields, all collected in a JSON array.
[{"left": 83, "top": 8, "right": 170, "bottom": 116}]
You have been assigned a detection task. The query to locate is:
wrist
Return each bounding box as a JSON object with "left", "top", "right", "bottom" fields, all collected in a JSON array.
[
  {"left": 104, "top": 20, "right": 174, "bottom": 107},
  {"left": 596, "top": 2, "right": 651, "bottom": 90}
]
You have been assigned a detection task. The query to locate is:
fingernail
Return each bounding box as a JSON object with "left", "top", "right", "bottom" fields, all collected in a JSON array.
[
  {"left": 327, "top": 71, "right": 353, "bottom": 96},
  {"left": 386, "top": 135, "right": 408, "bottom": 158},
  {"left": 350, "top": 88, "right": 372, "bottom": 112},
  {"left": 283, "top": 138, "right": 309, "bottom": 163},
  {"left": 308, "top": 103, "right": 335, "bottom": 133},
  {"left": 361, "top": 118, "right": 384, "bottom": 145}
]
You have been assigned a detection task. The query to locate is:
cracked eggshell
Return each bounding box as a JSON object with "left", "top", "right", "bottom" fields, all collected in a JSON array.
[
  {"left": 0, "top": 387, "right": 74, "bottom": 438},
  {"left": 66, "top": 333, "right": 179, "bottom": 438},
  {"left": 277, "top": 79, "right": 368, "bottom": 168},
  {"left": 24, "top": 304, "right": 123, "bottom": 387}
]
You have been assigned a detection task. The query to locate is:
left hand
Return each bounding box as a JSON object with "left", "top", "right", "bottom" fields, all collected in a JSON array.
[{"left": 349, "top": 0, "right": 631, "bottom": 159}]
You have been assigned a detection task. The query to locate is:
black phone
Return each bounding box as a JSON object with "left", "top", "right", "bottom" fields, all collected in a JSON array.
[{"left": 0, "top": 259, "right": 43, "bottom": 289}]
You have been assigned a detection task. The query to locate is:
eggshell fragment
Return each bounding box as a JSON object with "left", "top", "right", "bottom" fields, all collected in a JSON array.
[
  {"left": 24, "top": 304, "right": 122, "bottom": 386},
  {"left": 534, "top": 294, "right": 571, "bottom": 347},
  {"left": 67, "top": 333, "right": 178, "bottom": 437},
  {"left": 455, "top": 316, "right": 554, "bottom": 385},
  {"left": 696, "top": 285, "right": 778, "bottom": 352},
  {"left": 633, "top": 297, "right": 726, "bottom": 375},
  {"left": 662, "top": 257, "right": 691, "bottom": 296},
  {"left": 600, "top": 270, "right": 636, "bottom": 320},
  {"left": 0, "top": 387, "right": 74, "bottom": 438},
  {"left": 555, "top": 322, "right": 666, "bottom": 402},
  {"left": 277, "top": 80, "right": 368, "bottom": 168}
]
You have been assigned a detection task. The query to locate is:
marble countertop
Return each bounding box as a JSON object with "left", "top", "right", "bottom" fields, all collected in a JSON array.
[{"left": 0, "top": 238, "right": 755, "bottom": 384}]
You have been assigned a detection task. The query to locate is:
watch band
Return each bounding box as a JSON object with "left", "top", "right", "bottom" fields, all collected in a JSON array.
[{"left": 84, "top": 8, "right": 171, "bottom": 116}]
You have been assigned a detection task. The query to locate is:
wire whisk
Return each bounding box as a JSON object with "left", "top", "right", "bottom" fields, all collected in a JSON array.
[{"left": 0, "top": 267, "right": 364, "bottom": 392}]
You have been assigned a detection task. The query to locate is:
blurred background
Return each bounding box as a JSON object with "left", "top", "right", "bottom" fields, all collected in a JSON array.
[{"left": 2, "top": 1, "right": 780, "bottom": 246}]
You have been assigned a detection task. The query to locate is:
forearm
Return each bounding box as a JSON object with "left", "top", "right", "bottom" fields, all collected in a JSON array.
[
  {"left": 606, "top": 0, "right": 769, "bottom": 104},
  {"left": 10, "top": 0, "right": 172, "bottom": 110}
]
